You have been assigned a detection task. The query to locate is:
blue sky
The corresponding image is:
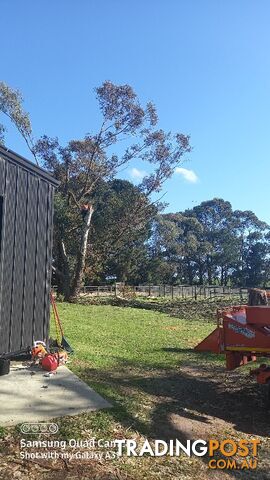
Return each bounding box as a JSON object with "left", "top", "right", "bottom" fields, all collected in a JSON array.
[{"left": 1, "top": 1, "right": 270, "bottom": 222}]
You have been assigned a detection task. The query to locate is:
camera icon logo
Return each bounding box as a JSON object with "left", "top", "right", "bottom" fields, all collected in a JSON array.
[{"left": 20, "top": 423, "right": 59, "bottom": 434}]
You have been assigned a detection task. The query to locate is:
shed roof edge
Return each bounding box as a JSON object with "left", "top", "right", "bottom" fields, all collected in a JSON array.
[{"left": 0, "top": 145, "right": 60, "bottom": 187}]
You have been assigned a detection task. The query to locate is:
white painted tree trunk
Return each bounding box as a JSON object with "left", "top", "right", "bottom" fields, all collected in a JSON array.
[{"left": 70, "top": 205, "right": 94, "bottom": 299}]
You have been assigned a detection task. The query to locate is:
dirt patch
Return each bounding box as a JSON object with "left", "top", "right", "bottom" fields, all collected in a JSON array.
[
  {"left": 148, "top": 363, "right": 269, "bottom": 438},
  {"left": 168, "top": 411, "right": 231, "bottom": 440}
]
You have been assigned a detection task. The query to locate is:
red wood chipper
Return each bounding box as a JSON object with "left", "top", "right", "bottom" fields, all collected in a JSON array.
[{"left": 195, "top": 290, "right": 270, "bottom": 400}]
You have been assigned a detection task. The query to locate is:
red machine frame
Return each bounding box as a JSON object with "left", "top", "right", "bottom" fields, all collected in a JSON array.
[{"left": 195, "top": 305, "right": 270, "bottom": 385}]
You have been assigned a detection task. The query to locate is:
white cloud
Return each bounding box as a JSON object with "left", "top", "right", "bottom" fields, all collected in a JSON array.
[
  {"left": 130, "top": 167, "right": 146, "bottom": 180},
  {"left": 175, "top": 167, "right": 198, "bottom": 183}
]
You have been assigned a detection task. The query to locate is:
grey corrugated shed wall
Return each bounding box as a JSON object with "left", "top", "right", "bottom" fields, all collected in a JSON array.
[{"left": 0, "top": 146, "right": 58, "bottom": 353}]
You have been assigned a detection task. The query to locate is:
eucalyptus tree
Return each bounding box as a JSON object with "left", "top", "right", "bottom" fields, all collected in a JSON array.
[{"left": 0, "top": 81, "right": 191, "bottom": 299}]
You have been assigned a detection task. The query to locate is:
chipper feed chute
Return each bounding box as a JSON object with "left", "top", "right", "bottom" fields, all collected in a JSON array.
[{"left": 194, "top": 327, "right": 224, "bottom": 354}]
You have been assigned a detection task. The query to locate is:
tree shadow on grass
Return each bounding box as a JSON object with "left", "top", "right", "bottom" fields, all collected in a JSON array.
[
  {"left": 76, "top": 356, "right": 270, "bottom": 479},
  {"left": 78, "top": 355, "right": 270, "bottom": 435}
]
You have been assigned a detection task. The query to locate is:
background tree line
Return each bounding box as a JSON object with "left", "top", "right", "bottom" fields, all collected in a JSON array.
[
  {"left": 145, "top": 198, "right": 270, "bottom": 287},
  {"left": 66, "top": 192, "right": 270, "bottom": 288}
]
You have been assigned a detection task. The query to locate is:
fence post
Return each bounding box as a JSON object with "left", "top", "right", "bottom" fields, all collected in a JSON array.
[{"left": 171, "top": 285, "right": 174, "bottom": 299}]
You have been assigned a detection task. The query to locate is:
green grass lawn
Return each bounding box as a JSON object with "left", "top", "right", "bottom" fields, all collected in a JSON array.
[
  {"left": 2, "top": 303, "right": 269, "bottom": 480},
  {"left": 57, "top": 303, "right": 216, "bottom": 369},
  {"left": 51, "top": 304, "right": 221, "bottom": 478},
  {"left": 54, "top": 303, "right": 218, "bottom": 437},
  {"left": 54, "top": 304, "right": 269, "bottom": 479}
]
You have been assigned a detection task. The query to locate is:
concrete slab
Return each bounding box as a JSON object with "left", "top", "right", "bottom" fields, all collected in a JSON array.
[{"left": 0, "top": 362, "right": 112, "bottom": 426}]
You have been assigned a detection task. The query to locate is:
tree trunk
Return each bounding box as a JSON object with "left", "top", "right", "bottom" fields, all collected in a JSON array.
[
  {"left": 69, "top": 205, "right": 94, "bottom": 300},
  {"left": 221, "top": 266, "right": 224, "bottom": 286},
  {"left": 198, "top": 262, "right": 204, "bottom": 285},
  {"left": 57, "top": 239, "right": 71, "bottom": 300},
  {"left": 207, "top": 255, "right": 212, "bottom": 284},
  {"left": 224, "top": 268, "right": 228, "bottom": 286},
  {"left": 248, "top": 288, "right": 267, "bottom": 306},
  {"left": 53, "top": 239, "right": 70, "bottom": 299},
  {"left": 187, "top": 260, "right": 193, "bottom": 284}
]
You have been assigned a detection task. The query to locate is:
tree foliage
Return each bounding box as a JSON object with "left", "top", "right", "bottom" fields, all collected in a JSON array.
[
  {"left": 0, "top": 82, "right": 37, "bottom": 160},
  {"left": 147, "top": 198, "right": 270, "bottom": 287},
  {"left": 0, "top": 80, "right": 191, "bottom": 298}
]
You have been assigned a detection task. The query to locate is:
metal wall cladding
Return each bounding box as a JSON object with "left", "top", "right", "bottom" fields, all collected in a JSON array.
[{"left": 0, "top": 153, "right": 55, "bottom": 353}]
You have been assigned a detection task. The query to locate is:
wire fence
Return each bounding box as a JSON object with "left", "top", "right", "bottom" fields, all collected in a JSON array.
[
  {"left": 59, "top": 284, "right": 249, "bottom": 302},
  {"left": 135, "top": 285, "right": 248, "bottom": 302}
]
